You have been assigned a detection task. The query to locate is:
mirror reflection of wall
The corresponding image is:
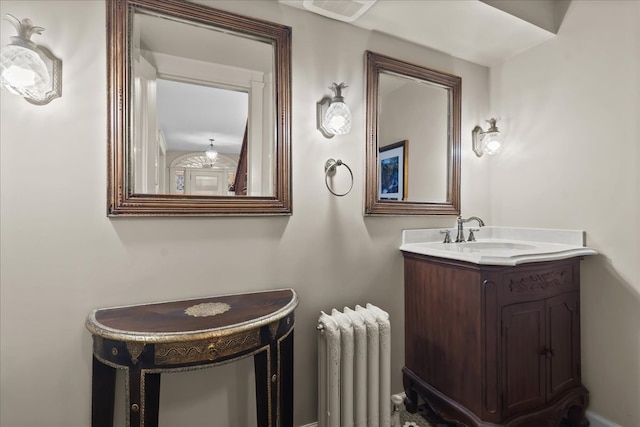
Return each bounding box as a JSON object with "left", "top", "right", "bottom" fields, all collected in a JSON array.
[
  {"left": 131, "top": 10, "right": 275, "bottom": 197},
  {"left": 378, "top": 72, "right": 448, "bottom": 202},
  {"left": 364, "top": 51, "right": 460, "bottom": 216}
]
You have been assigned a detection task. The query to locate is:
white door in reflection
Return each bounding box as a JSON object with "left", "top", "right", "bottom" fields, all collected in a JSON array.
[{"left": 189, "top": 170, "right": 227, "bottom": 196}]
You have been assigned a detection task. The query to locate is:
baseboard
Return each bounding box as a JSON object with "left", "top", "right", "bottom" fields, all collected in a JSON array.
[
  {"left": 299, "top": 392, "right": 405, "bottom": 427},
  {"left": 302, "top": 407, "right": 619, "bottom": 427},
  {"left": 586, "top": 411, "right": 622, "bottom": 427}
]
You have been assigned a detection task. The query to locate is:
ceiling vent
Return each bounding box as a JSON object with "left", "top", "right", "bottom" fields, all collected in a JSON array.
[{"left": 302, "top": 0, "right": 376, "bottom": 23}]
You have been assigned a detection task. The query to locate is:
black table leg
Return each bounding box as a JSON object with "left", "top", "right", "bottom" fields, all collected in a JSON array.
[
  {"left": 279, "top": 331, "right": 294, "bottom": 427},
  {"left": 92, "top": 356, "right": 116, "bottom": 427},
  {"left": 128, "top": 367, "right": 142, "bottom": 427},
  {"left": 145, "top": 373, "right": 161, "bottom": 426},
  {"left": 254, "top": 330, "right": 295, "bottom": 427},
  {"left": 128, "top": 368, "right": 161, "bottom": 427},
  {"left": 254, "top": 346, "right": 274, "bottom": 427}
]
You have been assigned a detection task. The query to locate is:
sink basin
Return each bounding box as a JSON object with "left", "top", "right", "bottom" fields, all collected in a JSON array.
[{"left": 400, "top": 227, "right": 597, "bottom": 265}]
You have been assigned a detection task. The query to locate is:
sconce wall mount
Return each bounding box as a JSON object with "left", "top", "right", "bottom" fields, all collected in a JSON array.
[
  {"left": 316, "top": 82, "right": 352, "bottom": 138},
  {"left": 0, "top": 14, "right": 61, "bottom": 105},
  {"left": 472, "top": 117, "right": 503, "bottom": 157}
]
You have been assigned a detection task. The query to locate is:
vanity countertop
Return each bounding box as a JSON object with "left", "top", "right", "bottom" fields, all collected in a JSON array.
[{"left": 400, "top": 226, "right": 597, "bottom": 266}]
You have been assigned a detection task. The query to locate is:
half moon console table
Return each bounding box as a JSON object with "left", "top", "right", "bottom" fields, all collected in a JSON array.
[{"left": 86, "top": 288, "right": 298, "bottom": 427}]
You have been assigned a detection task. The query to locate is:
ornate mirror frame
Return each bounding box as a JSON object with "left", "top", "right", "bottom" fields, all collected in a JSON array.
[
  {"left": 364, "top": 51, "right": 460, "bottom": 215},
  {"left": 107, "top": 0, "right": 292, "bottom": 216}
]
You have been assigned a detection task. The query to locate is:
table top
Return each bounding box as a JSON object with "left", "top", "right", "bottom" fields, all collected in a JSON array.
[{"left": 86, "top": 288, "right": 297, "bottom": 343}]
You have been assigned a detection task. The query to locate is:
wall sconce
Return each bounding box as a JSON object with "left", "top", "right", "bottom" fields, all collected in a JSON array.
[
  {"left": 317, "top": 82, "right": 352, "bottom": 138},
  {"left": 0, "top": 14, "right": 61, "bottom": 105},
  {"left": 472, "top": 118, "right": 503, "bottom": 157},
  {"left": 204, "top": 139, "right": 218, "bottom": 161}
]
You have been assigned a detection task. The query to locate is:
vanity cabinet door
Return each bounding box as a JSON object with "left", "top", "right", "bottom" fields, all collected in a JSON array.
[
  {"left": 501, "top": 291, "right": 582, "bottom": 420},
  {"left": 547, "top": 291, "right": 581, "bottom": 400},
  {"left": 501, "top": 300, "right": 547, "bottom": 419}
]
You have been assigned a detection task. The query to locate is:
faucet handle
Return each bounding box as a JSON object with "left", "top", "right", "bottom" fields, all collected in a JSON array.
[
  {"left": 440, "top": 230, "right": 452, "bottom": 243},
  {"left": 467, "top": 228, "right": 480, "bottom": 242}
]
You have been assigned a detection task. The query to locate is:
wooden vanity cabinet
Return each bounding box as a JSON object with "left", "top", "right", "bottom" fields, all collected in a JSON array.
[{"left": 402, "top": 252, "right": 589, "bottom": 426}]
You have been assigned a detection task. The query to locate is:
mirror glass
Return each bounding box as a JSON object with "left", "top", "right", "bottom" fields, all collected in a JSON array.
[
  {"left": 365, "top": 51, "right": 460, "bottom": 215},
  {"left": 107, "top": 0, "right": 291, "bottom": 216}
]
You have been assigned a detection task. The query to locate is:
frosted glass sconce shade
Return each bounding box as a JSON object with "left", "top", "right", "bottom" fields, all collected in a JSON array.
[
  {"left": 1, "top": 45, "right": 49, "bottom": 97},
  {"left": 324, "top": 100, "right": 352, "bottom": 135},
  {"left": 204, "top": 139, "right": 218, "bottom": 161},
  {"left": 317, "top": 82, "right": 352, "bottom": 138},
  {"left": 0, "top": 14, "right": 61, "bottom": 105},
  {"left": 472, "top": 118, "right": 503, "bottom": 157},
  {"left": 482, "top": 131, "right": 503, "bottom": 155}
]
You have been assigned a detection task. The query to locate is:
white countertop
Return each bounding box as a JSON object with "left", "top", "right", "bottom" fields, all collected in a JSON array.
[{"left": 400, "top": 226, "right": 597, "bottom": 266}]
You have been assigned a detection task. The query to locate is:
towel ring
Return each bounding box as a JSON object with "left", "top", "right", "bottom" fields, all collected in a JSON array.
[{"left": 324, "top": 158, "right": 353, "bottom": 197}]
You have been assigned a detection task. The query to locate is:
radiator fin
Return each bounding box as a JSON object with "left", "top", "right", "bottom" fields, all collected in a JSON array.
[{"left": 317, "top": 304, "right": 390, "bottom": 427}]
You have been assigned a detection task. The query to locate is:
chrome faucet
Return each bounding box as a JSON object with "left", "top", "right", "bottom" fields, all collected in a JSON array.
[{"left": 455, "top": 215, "right": 485, "bottom": 242}]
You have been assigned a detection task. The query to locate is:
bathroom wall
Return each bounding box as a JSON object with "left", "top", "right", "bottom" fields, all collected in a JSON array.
[
  {"left": 489, "top": 1, "right": 640, "bottom": 425},
  {"left": 0, "top": 1, "right": 490, "bottom": 426}
]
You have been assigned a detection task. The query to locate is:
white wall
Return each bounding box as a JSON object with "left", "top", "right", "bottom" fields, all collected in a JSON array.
[
  {"left": 0, "top": 1, "right": 490, "bottom": 426},
  {"left": 379, "top": 81, "right": 448, "bottom": 202},
  {"left": 489, "top": 1, "right": 640, "bottom": 425}
]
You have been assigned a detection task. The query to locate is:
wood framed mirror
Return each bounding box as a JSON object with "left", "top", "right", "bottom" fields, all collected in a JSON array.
[
  {"left": 364, "top": 51, "right": 460, "bottom": 215},
  {"left": 107, "top": 0, "right": 291, "bottom": 216}
]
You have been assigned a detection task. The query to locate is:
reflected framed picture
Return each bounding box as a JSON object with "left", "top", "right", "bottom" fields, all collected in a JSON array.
[{"left": 378, "top": 140, "right": 408, "bottom": 201}]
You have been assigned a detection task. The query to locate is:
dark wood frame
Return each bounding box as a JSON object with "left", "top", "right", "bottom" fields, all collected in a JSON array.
[
  {"left": 107, "top": 0, "right": 292, "bottom": 216},
  {"left": 378, "top": 140, "right": 408, "bottom": 201},
  {"left": 364, "top": 51, "right": 461, "bottom": 215}
]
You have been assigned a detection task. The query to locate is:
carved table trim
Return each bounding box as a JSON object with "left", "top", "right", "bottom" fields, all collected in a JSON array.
[{"left": 86, "top": 288, "right": 298, "bottom": 427}]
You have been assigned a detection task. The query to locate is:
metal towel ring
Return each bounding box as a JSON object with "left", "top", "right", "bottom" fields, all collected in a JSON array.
[{"left": 324, "top": 158, "right": 353, "bottom": 197}]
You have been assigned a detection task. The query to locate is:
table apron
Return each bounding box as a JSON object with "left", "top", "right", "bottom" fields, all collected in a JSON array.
[{"left": 92, "top": 317, "right": 294, "bottom": 369}]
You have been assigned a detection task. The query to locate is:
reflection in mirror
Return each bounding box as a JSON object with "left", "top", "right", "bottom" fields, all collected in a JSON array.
[
  {"left": 155, "top": 79, "right": 248, "bottom": 196},
  {"left": 365, "top": 51, "right": 460, "bottom": 215},
  {"left": 107, "top": 0, "right": 291, "bottom": 216},
  {"left": 378, "top": 73, "right": 448, "bottom": 202}
]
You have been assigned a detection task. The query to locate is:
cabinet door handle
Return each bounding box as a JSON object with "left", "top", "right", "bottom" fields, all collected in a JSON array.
[{"left": 540, "top": 347, "right": 554, "bottom": 358}]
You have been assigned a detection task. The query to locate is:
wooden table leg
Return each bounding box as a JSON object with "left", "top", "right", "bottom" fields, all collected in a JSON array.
[
  {"left": 127, "top": 368, "right": 161, "bottom": 427},
  {"left": 254, "top": 331, "right": 295, "bottom": 427},
  {"left": 254, "top": 346, "right": 274, "bottom": 427},
  {"left": 145, "top": 373, "right": 161, "bottom": 426},
  {"left": 128, "top": 367, "right": 142, "bottom": 427},
  {"left": 92, "top": 356, "right": 116, "bottom": 427},
  {"left": 279, "top": 331, "right": 294, "bottom": 427}
]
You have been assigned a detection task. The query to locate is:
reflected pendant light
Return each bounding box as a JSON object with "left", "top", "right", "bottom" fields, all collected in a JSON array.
[{"left": 204, "top": 139, "right": 218, "bottom": 162}]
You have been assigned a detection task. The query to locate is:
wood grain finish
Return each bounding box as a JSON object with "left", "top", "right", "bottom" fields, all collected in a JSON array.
[
  {"left": 87, "top": 289, "right": 298, "bottom": 427},
  {"left": 402, "top": 253, "right": 588, "bottom": 426},
  {"left": 106, "top": 0, "right": 292, "bottom": 216},
  {"left": 404, "top": 255, "right": 483, "bottom": 415},
  {"left": 92, "top": 289, "right": 294, "bottom": 334}
]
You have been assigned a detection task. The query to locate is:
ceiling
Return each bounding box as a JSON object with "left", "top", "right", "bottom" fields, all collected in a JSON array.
[
  {"left": 280, "top": 0, "right": 566, "bottom": 66},
  {"left": 136, "top": 11, "right": 270, "bottom": 154},
  {"left": 145, "top": 0, "right": 566, "bottom": 155},
  {"left": 156, "top": 79, "right": 248, "bottom": 154}
]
